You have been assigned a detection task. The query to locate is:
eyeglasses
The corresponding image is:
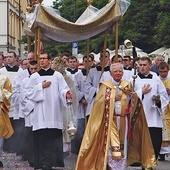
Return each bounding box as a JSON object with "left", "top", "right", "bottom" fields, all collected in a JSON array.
[{"left": 39, "top": 57, "right": 48, "bottom": 60}]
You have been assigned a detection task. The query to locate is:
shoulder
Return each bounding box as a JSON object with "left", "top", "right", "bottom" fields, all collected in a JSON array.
[
  {"left": 89, "top": 67, "right": 97, "bottom": 73},
  {"left": 0, "top": 67, "right": 7, "bottom": 72},
  {"left": 30, "top": 72, "right": 39, "bottom": 79},
  {"left": 53, "top": 71, "right": 65, "bottom": 79},
  {"left": 18, "top": 68, "right": 23, "bottom": 72}
]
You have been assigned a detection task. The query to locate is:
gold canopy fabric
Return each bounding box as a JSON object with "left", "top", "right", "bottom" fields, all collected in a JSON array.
[{"left": 25, "top": 0, "right": 122, "bottom": 43}]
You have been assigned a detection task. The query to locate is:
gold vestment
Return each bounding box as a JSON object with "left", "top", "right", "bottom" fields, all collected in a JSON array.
[
  {"left": 76, "top": 80, "right": 156, "bottom": 170},
  {"left": 0, "top": 75, "right": 13, "bottom": 139},
  {"left": 160, "top": 79, "right": 170, "bottom": 146}
]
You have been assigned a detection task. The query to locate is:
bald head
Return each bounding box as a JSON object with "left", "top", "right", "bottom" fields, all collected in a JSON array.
[{"left": 27, "top": 52, "right": 35, "bottom": 62}]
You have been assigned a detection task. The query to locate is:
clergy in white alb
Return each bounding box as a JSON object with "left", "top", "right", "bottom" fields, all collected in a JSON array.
[
  {"left": 0, "top": 51, "right": 22, "bottom": 154},
  {"left": 25, "top": 52, "right": 72, "bottom": 169},
  {"left": 158, "top": 62, "right": 170, "bottom": 161},
  {"left": 131, "top": 57, "right": 169, "bottom": 162},
  {"left": 84, "top": 50, "right": 110, "bottom": 120}
]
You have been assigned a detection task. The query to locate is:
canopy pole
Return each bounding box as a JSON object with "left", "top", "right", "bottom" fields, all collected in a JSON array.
[
  {"left": 37, "top": 27, "right": 41, "bottom": 70},
  {"left": 101, "top": 0, "right": 111, "bottom": 74},
  {"left": 37, "top": 27, "right": 41, "bottom": 56},
  {"left": 86, "top": 38, "right": 90, "bottom": 76},
  {"left": 101, "top": 29, "right": 108, "bottom": 75},
  {"left": 34, "top": 32, "right": 37, "bottom": 60},
  {"left": 27, "top": 35, "right": 31, "bottom": 53},
  {"left": 115, "top": 21, "right": 119, "bottom": 62}
]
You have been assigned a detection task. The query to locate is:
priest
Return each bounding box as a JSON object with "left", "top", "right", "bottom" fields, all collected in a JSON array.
[{"left": 76, "top": 63, "right": 156, "bottom": 170}]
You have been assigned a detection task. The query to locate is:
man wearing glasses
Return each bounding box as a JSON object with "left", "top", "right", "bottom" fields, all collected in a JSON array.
[{"left": 25, "top": 52, "right": 72, "bottom": 170}]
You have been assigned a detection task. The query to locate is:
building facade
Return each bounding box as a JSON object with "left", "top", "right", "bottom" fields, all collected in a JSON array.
[{"left": 0, "top": 0, "right": 27, "bottom": 57}]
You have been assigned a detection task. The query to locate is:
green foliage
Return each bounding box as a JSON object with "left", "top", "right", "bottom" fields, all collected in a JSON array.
[{"left": 153, "top": 0, "right": 170, "bottom": 48}]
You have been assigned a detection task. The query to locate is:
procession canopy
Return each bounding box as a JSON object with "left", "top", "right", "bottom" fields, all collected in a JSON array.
[{"left": 25, "top": 0, "right": 130, "bottom": 44}]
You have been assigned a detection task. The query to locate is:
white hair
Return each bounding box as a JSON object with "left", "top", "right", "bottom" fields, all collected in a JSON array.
[{"left": 110, "top": 63, "right": 124, "bottom": 72}]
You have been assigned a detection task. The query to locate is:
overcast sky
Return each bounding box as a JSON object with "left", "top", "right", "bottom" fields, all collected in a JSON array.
[{"left": 42, "top": 0, "right": 54, "bottom": 7}]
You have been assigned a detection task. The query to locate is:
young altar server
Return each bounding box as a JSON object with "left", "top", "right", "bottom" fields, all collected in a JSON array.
[
  {"left": 84, "top": 50, "right": 110, "bottom": 121},
  {"left": 158, "top": 62, "right": 170, "bottom": 161},
  {"left": 25, "top": 52, "right": 72, "bottom": 170},
  {"left": 132, "top": 57, "right": 169, "bottom": 164},
  {"left": 0, "top": 51, "right": 22, "bottom": 153},
  {"left": 71, "top": 55, "right": 93, "bottom": 154}
]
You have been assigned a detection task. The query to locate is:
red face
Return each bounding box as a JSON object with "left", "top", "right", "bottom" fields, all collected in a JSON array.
[{"left": 138, "top": 60, "right": 151, "bottom": 75}]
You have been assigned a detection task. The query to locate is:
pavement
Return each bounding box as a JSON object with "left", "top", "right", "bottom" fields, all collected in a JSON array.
[{"left": 0, "top": 152, "right": 170, "bottom": 170}]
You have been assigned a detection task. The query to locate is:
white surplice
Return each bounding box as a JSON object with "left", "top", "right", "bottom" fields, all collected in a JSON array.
[
  {"left": 25, "top": 71, "right": 70, "bottom": 131},
  {"left": 132, "top": 73, "right": 169, "bottom": 127},
  {"left": 74, "top": 70, "right": 87, "bottom": 119},
  {"left": 12, "top": 69, "right": 30, "bottom": 119},
  {"left": 84, "top": 67, "right": 110, "bottom": 116},
  {"left": 0, "top": 67, "right": 23, "bottom": 118}
]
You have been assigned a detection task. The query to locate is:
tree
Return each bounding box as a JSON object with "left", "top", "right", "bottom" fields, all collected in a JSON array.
[
  {"left": 41, "top": 0, "right": 170, "bottom": 56},
  {"left": 154, "top": 0, "right": 170, "bottom": 48}
]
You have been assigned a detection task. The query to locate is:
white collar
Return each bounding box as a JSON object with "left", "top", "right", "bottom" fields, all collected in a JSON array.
[{"left": 41, "top": 67, "right": 51, "bottom": 71}]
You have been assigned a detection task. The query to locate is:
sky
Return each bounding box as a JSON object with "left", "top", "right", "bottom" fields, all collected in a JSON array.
[{"left": 42, "top": 0, "right": 54, "bottom": 7}]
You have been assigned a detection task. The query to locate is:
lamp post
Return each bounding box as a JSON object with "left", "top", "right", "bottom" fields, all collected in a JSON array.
[{"left": 72, "top": 0, "right": 78, "bottom": 56}]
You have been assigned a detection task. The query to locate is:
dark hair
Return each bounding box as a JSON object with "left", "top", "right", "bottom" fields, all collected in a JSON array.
[
  {"left": 123, "top": 56, "right": 131, "bottom": 60},
  {"left": 139, "top": 56, "right": 151, "bottom": 65},
  {"left": 68, "top": 56, "right": 77, "bottom": 61},
  {"left": 158, "top": 61, "right": 169, "bottom": 70},
  {"left": 111, "top": 55, "right": 122, "bottom": 62},
  {"left": 100, "top": 50, "right": 110, "bottom": 58},
  {"left": 61, "top": 52, "right": 70, "bottom": 58},
  {"left": 30, "top": 60, "right": 38, "bottom": 65},
  {"left": 9, "top": 51, "right": 17, "bottom": 58},
  {"left": 40, "top": 52, "right": 52, "bottom": 59},
  {"left": 83, "top": 55, "right": 93, "bottom": 61}
]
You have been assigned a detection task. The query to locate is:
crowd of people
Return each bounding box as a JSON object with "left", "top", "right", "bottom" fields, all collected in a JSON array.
[{"left": 0, "top": 50, "right": 170, "bottom": 170}]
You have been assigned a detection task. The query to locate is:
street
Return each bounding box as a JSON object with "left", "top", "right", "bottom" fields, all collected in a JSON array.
[{"left": 1, "top": 152, "right": 170, "bottom": 170}]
